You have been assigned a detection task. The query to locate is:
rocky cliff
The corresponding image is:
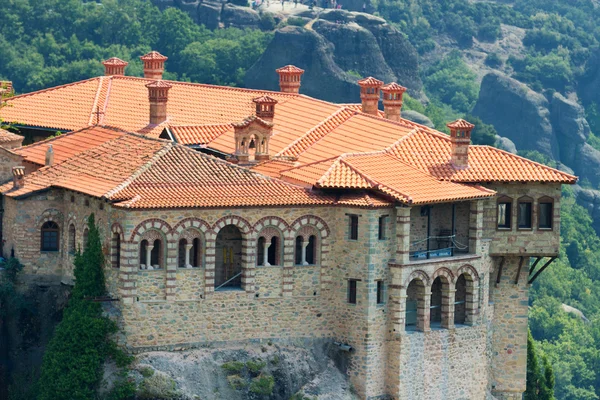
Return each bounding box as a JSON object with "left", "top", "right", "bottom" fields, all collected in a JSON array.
[{"left": 245, "top": 11, "right": 421, "bottom": 102}]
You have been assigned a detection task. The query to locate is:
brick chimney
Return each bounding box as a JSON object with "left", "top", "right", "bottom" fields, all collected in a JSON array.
[
  {"left": 12, "top": 166, "right": 24, "bottom": 189},
  {"left": 358, "top": 77, "right": 383, "bottom": 116},
  {"left": 146, "top": 80, "right": 172, "bottom": 125},
  {"left": 253, "top": 95, "right": 278, "bottom": 122},
  {"left": 102, "top": 57, "right": 128, "bottom": 76},
  {"left": 140, "top": 51, "right": 168, "bottom": 80},
  {"left": 276, "top": 65, "right": 304, "bottom": 93},
  {"left": 381, "top": 82, "right": 406, "bottom": 122},
  {"left": 45, "top": 145, "right": 54, "bottom": 167},
  {"left": 0, "top": 81, "right": 13, "bottom": 97},
  {"left": 447, "top": 119, "right": 474, "bottom": 169}
]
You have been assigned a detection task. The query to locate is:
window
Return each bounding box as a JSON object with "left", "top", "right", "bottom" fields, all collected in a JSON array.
[
  {"left": 306, "top": 235, "right": 316, "bottom": 264},
  {"left": 348, "top": 279, "right": 357, "bottom": 304},
  {"left": 376, "top": 280, "right": 385, "bottom": 304},
  {"left": 257, "top": 237, "right": 266, "bottom": 266},
  {"left": 99, "top": 202, "right": 104, "bottom": 210},
  {"left": 497, "top": 197, "right": 512, "bottom": 229},
  {"left": 140, "top": 240, "right": 149, "bottom": 266},
  {"left": 517, "top": 198, "right": 533, "bottom": 229},
  {"left": 150, "top": 239, "right": 161, "bottom": 267},
  {"left": 68, "top": 224, "right": 76, "bottom": 254},
  {"left": 378, "top": 215, "right": 388, "bottom": 240},
  {"left": 295, "top": 232, "right": 317, "bottom": 265},
  {"left": 268, "top": 237, "right": 278, "bottom": 265},
  {"left": 112, "top": 233, "right": 121, "bottom": 268},
  {"left": 538, "top": 199, "right": 553, "bottom": 230},
  {"left": 192, "top": 237, "right": 201, "bottom": 267},
  {"left": 178, "top": 239, "right": 188, "bottom": 268},
  {"left": 82, "top": 228, "right": 89, "bottom": 249},
  {"left": 349, "top": 215, "right": 358, "bottom": 240},
  {"left": 85, "top": 199, "right": 90, "bottom": 207},
  {"left": 295, "top": 236, "right": 303, "bottom": 265},
  {"left": 41, "top": 221, "right": 59, "bottom": 252},
  {"left": 70, "top": 195, "right": 75, "bottom": 203}
]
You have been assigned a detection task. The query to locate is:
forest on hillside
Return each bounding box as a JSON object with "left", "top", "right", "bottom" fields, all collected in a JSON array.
[{"left": 2, "top": 0, "right": 600, "bottom": 399}]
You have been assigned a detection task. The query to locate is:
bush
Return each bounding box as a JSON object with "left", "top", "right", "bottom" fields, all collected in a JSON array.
[
  {"left": 478, "top": 21, "right": 501, "bottom": 42},
  {"left": 222, "top": 361, "right": 245, "bottom": 374},
  {"left": 287, "top": 17, "right": 306, "bottom": 27},
  {"left": 246, "top": 359, "right": 266, "bottom": 375},
  {"left": 139, "top": 366, "right": 155, "bottom": 378},
  {"left": 485, "top": 52, "right": 503, "bottom": 68},
  {"left": 259, "top": 12, "right": 276, "bottom": 30},
  {"left": 249, "top": 374, "right": 275, "bottom": 395},
  {"left": 227, "top": 374, "right": 247, "bottom": 390},
  {"left": 138, "top": 372, "right": 179, "bottom": 399}
]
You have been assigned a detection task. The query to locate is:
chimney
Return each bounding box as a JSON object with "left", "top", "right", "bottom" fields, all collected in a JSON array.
[
  {"left": 276, "top": 65, "right": 304, "bottom": 93},
  {"left": 447, "top": 119, "right": 474, "bottom": 169},
  {"left": 381, "top": 82, "right": 406, "bottom": 122},
  {"left": 358, "top": 77, "right": 383, "bottom": 115},
  {"left": 0, "top": 81, "right": 13, "bottom": 97},
  {"left": 253, "top": 95, "right": 278, "bottom": 122},
  {"left": 146, "top": 80, "right": 172, "bottom": 125},
  {"left": 12, "top": 166, "right": 24, "bottom": 189},
  {"left": 102, "top": 57, "right": 128, "bottom": 76},
  {"left": 45, "top": 145, "right": 54, "bottom": 167},
  {"left": 140, "top": 51, "right": 168, "bottom": 80}
]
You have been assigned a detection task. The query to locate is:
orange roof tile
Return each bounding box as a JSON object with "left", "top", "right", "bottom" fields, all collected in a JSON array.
[
  {"left": 358, "top": 77, "right": 384, "bottom": 86},
  {"left": 169, "top": 124, "right": 232, "bottom": 145},
  {"left": 0, "top": 128, "right": 23, "bottom": 143},
  {"left": 253, "top": 95, "right": 278, "bottom": 104},
  {"left": 335, "top": 191, "right": 393, "bottom": 207},
  {"left": 146, "top": 80, "right": 172, "bottom": 89},
  {"left": 282, "top": 152, "right": 495, "bottom": 205},
  {"left": 14, "top": 126, "right": 126, "bottom": 166},
  {"left": 276, "top": 65, "right": 305, "bottom": 74},
  {"left": 102, "top": 57, "right": 128, "bottom": 66},
  {"left": 387, "top": 129, "right": 577, "bottom": 183},
  {"left": 140, "top": 51, "right": 168, "bottom": 61},
  {"left": 232, "top": 115, "right": 273, "bottom": 129},
  {"left": 381, "top": 82, "right": 406, "bottom": 92},
  {"left": 250, "top": 159, "right": 298, "bottom": 178},
  {"left": 447, "top": 119, "right": 474, "bottom": 130}
]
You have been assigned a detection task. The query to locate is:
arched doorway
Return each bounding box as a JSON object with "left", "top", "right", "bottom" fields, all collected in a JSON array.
[
  {"left": 215, "top": 225, "right": 243, "bottom": 289},
  {"left": 406, "top": 279, "right": 425, "bottom": 331}
]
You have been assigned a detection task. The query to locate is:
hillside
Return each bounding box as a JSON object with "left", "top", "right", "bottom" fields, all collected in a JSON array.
[{"left": 2, "top": 0, "right": 600, "bottom": 399}]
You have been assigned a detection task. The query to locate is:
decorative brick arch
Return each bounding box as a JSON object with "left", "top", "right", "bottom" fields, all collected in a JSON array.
[
  {"left": 111, "top": 223, "right": 124, "bottom": 240},
  {"left": 38, "top": 208, "right": 64, "bottom": 226},
  {"left": 456, "top": 264, "right": 479, "bottom": 282},
  {"left": 403, "top": 269, "right": 430, "bottom": 289},
  {"left": 432, "top": 267, "right": 455, "bottom": 284},
  {"left": 171, "top": 218, "right": 211, "bottom": 241},
  {"left": 129, "top": 219, "right": 172, "bottom": 243},
  {"left": 254, "top": 216, "right": 290, "bottom": 238},
  {"left": 290, "top": 215, "right": 330, "bottom": 239},
  {"left": 212, "top": 215, "right": 252, "bottom": 237}
]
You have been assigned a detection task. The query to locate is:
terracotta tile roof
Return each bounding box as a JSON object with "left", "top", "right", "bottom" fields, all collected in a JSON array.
[
  {"left": 358, "top": 77, "right": 384, "bottom": 86},
  {"left": 145, "top": 80, "right": 172, "bottom": 89},
  {"left": 13, "top": 126, "right": 126, "bottom": 166},
  {"left": 387, "top": 129, "right": 577, "bottom": 183},
  {"left": 169, "top": 124, "right": 232, "bottom": 145},
  {"left": 250, "top": 159, "right": 298, "bottom": 178},
  {"left": 1, "top": 129, "right": 338, "bottom": 209},
  {"left": 102, "top": 57, "right": 128, "bottom": 66},
  {"left": 335, "top": 191, "right": 393, "bottom": 207},
  {"left": 232, "top": 115, "right": 273, "bottom": 129},
  {"left": 0, "top": 128, "right": 23, "bottom": 143},
  {"left": 276, "top": 65, "right": 305, "bottom": 73},
  {"left": 140, "top": 51, "right": 168, "bottom": 61},
  {"left": 447, "top": 119, "right": 474, "bottom": 130},
  {"left": 253, "top": 95, "right": 278, "bottom": 104},
  {"left": 282, "top": 152, "right": 495, "bottom": 205},
  {"left": 381, "top": 82, "right": 407, "bottom": 92}
]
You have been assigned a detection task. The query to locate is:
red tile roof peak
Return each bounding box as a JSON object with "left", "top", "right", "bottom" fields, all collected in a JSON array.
[
  {"left": 358, "top": 77, "right": 384, "bottom": 87},
  {"left": 381, "top": 82, "right": 407, "bottom": 92},
  {"left": 276, "top": 65, "right": 305, "bottom": 74},
  {"left": 446, "top": 118, "right": 474, "bottom": 130},
  {"left": 232, "top": 115, "right": 274, "bottom": 129},
  {"left": 145, "top": 80, "right": 173, "bottom": 89},
  {"left": 140, "top": 51, "right": 168, "bottom": 61},
  {"left": 252, "top": 95, "right": 279, "bottom": 104},
  {"left": 102, "top": 57, "right": 128, "bottom": 66}
]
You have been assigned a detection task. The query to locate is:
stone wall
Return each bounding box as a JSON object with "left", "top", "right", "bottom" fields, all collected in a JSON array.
[
  {"left": 483, "top": 183, "right": 561, "bottom": 256},
  {"left": 0, "top": 148, "right": 22, "bottom": 184}
]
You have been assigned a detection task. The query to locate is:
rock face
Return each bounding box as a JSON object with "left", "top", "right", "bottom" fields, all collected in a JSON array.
[
  {"left": 245, "top": 15, "right": 422, "bottom": 102},
  {"left": 154, "top": 0, "right": 264, "bottom": 30},
  {"left": 118, "top": 339, "right": 358, "bottom": 400},
  {"left": 402, "top": 110, "right": 434, "bottom": 128},
  {"left": 473, "top": 72, "right": 600, "bottom": 187},
  {"left": 579, "top": 48, "right": 600, "bottom": 108},
  {"left": 472, "top": 72, "right": 558, "bottom": 159}
]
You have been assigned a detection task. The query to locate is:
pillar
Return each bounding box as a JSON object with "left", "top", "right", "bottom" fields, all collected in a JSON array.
[
  {"left": 395, "top": 207, "right": 411, "bottom": 264},
  {"left": 440, "top": 288, "right": 456, "bottom": 329}
]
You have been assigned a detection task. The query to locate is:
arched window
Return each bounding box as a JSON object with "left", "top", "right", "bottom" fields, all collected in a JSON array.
[
  {"left": 215, "top": 225, "right": 242, "bottom": 289},
  {"left": 295, "top": 236, "right": 304, "bottom": 265},
  {"left": 68, "top": 224, "right": 76, "bottom": 254},
  {"left": 430, "top": 275, "right": 452, "bottom": 329},
  {"left": 112, "top": 232, "right": 121, "bottom": 268},
  {"left": 151, "top": 239, "right": 161, "bottom": 267},
  {"left": 140, "top": 240, "right": 149, "bottom": 267},
  {"left": 497, "top": 196, "right": 512, "bottom": 229},
  {"left": 517, "top": 196, "right": 533, "bottom": 229},
  {"left": 178, "top": 238, "right": 188, "bottom": 268},
  {"left": 405, "top": 279, "right": 425, "bottom": 331},
  {"left": 83, "top": 228, "right": 89, "bottom": 249},
  {"left": 306, "top": 235, "right": 316, "bottom": 264},
  {"left": 192, "top": 237, "right": 201, "bottom": 267},
  {"left": 455, "top": 274, "right": 467, "bottom": 325},
  {"left": 257, "top": 231, "right": 281, "bottom": 266},
  {"left": 257, "top": 237, "right": 266, "bottom": 266},
  {"left": 41, "top": 221, "right": 60, "bottom": 252},
  {"left": 268, "top": 237, "right": 278, "bottom": 265},
  {"left": 538, "top": 196, "right": 554, "bottom": 230}
]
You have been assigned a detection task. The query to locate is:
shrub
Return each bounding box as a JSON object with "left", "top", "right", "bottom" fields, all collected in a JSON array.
[
  {"left": 246, "top": 359, "right": 266, "bottom": 375},
  {"left": 138, "top": 372, "right": 179, "bottom": 400},
  {"left": 249, "top": 374, "right": 275, "bottom": 395},
  {"left": 485, "top": 52, "right": 503, "bottom": 68},
  {"left": 222, "top": 361, "right": 245, "bottom": 374},
  {"left": 227, "top": 374, "right": 247, "bottom": 390},
  {"left": 287, "top": 17, "right": 306, "bottom": 27},
  {"left": 259, "top": 12, "right": 276, "bottom": 30},
  {"left": 139, "top": 366, "right": 155, "bottom": 378}
]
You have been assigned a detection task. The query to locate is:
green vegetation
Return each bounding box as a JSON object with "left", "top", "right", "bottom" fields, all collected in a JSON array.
[
  {"left": 138, "top": 372, "right": 178, "bottom": 400},
  {"left": 246, "top": 359, "right": 267, "bottom": 375},
  {"left": 0, "top": 0, "right": 272, "bottom": 93},
  {"left": 222, "top": 361, "right": 245, "bottom": 374},
  {"left": 525, "top": 330, "right": 555, "bottom": 400},
  {"left": 249, "top": 374, "right": 275, "bottom": 395},
  {"left": 37, "top": 214, "right": 133, "bottom": 400}
]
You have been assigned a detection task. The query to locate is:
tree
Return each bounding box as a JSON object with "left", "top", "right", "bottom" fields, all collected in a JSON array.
[{"left": 526, "top": 329, "right": 543, "bottom": 400}]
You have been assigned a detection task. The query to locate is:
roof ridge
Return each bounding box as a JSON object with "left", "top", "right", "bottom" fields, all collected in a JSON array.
[
  {"left": 278, "top": 107, "right": 356, "bottom": 158},
  {"left": 279, "top": 156, "right": 340, "bottom": 174},
  {"left": 88, "top": 76, "right": 105, "bottom": 126},
  {"left": 105, "top": 141, "right": 173, "bottom": 199},
  {"left": 5, "top": 77, "right": 101, "bottom": 101},
  {"left": 383, "top": 128, "right": 419, "bottom": 153}
]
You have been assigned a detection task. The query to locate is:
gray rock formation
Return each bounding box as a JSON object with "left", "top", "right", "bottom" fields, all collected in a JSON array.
[
  {"left": 107, "top": 339, "right": 358, "bottom": 400},
  {"left": 573, "top": 185, "right": 600, "bottom": 232},
  {"left": 198, "top": 1, "right": 223, "bottom": 29},
  {"left": 245, "top": 16, "right": 422, "bottom": 102},
  {"left": 222, "top": 3, "right": 262, "bottom": 29},
  {"left": 579, "top": 48, "right": 600, "bottom": 108},
  {"left": 551, "top": 92, "right": 591, "bottom": 167},
  {"left": 472, "top": 72, "right": 558, "bottom": 159},
  {"left": 402, "top": 110, "right": 434, "bottom": 128},
  {"left": 496, "top": 136, "right": 517, "bottom": 154},
  {"left": 561, "top": 303, "right": 589, "bottom": 323}
]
